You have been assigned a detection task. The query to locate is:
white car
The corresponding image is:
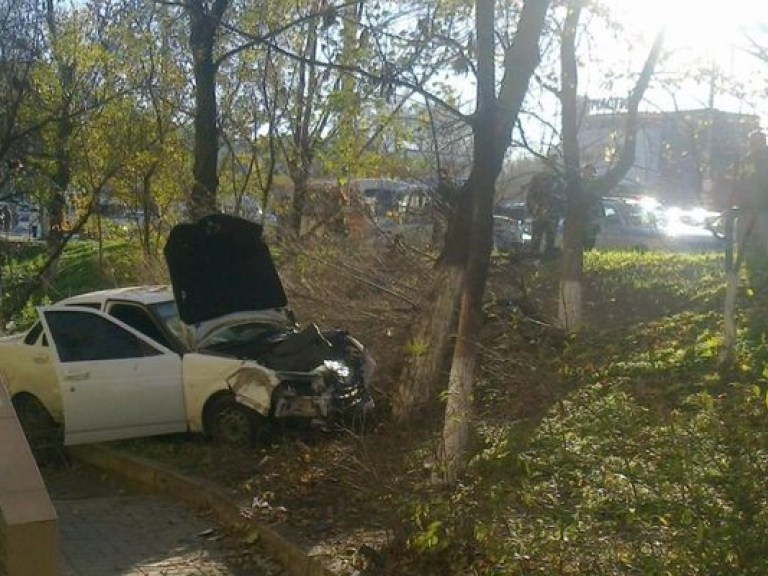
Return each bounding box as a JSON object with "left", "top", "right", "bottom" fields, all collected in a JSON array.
[{"left": 0, "top": 214, "right": 375, "bottom": 455}]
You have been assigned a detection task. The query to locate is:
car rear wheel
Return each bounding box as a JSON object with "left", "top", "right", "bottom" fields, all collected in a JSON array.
[
  {"left": 12, "top": 395, "right": 64, "bottom": 466},
  {"left": 208, "top": 396, "right": 265, "bottom": 449}
]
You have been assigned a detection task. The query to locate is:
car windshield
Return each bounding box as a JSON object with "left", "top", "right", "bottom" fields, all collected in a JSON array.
[
  {"left": 603, "top": 199, "right": 658, "bottom": 229},
  {"left": 203, "top": 322, "right": 285, "bottom": 348}
]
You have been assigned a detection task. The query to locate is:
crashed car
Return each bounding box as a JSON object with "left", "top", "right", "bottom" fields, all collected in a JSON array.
[{"left": 0, "top": 214, "right": 375, "bottom": 451}]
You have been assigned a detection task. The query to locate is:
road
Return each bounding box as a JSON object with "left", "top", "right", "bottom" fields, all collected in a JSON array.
[{"left": 43, "top": 461, "right": 286, "bottom": 576}]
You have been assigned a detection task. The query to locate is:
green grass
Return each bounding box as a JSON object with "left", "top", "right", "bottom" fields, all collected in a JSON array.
[
  {"left": 8, "top": 240, "right": 768, "bottom": 574},
  {"left": 1, "top": 239, "right": 157, "bottom": 328},
  {"left": 400, "top": 249, "right": 768, "bottom": 575}
]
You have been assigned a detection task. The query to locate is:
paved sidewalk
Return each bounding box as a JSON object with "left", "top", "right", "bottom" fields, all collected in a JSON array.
[{"left": 44, "top": 463, "right": 283, "bottom": 576}]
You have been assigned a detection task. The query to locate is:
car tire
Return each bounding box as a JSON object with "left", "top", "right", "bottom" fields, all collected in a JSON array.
[
  {"left": 12, "top": 394, "right": 64, "bottom": 467},
  {"left": 208, "top": 396, "right": 265, "bottom": 449}
]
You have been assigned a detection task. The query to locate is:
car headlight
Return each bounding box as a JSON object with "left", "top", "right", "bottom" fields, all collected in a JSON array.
[{"left": 324, "top": 359, "right": 351, "bottom": 379}]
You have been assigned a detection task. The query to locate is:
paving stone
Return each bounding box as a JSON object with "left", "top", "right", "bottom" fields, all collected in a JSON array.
[{"left": 43, "top": 463, "right": 278, "bottom": 576}]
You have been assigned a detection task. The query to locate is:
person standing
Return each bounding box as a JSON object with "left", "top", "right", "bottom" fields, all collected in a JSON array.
[
  {"left": 526, "top": 169, "right": 565, "bottom": 256},
  {"left": 742, "top": 130, "right": 768, "bottom": 209},
  {"left": 737, "top": 130, "right": 768, "bottom": 301},
  {"left": 581, "top": 163, "right": 604, "bottom": 250},
  {"left": 0, "top": 205, "right": 10, "bottom": 234}
]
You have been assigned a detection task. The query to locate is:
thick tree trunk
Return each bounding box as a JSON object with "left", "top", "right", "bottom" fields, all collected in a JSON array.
[
  {"left": 441, "top": 182, "right": 494, "bottom": 482},
  {"left": 188, "top": 0, "right": 228, "bottom": 221},
  {"left": 394, "top": 0, "right": 550, "bottom": 434},
  {"left": 558, "top": 178, "right": 587, "bottom": 331},
  {"left": 44, "top": 3, "right": 74, "bottom": 282},
  {"left": 439, "top": 0, "right": 552, "bottom": 483},
  {"left": 439, "top": 0, "right": 503, "bottom": 483},
  {"left": 291, "top": 177, "right": 308, "bottom": 235},
  {"left": 556, "top": 0, "right": 589, "bottom": 332},
  {"left": 557, "top": 19, "right": 665, "bottom": 331},
  {"left": 391, "top": 264, "right": 464, "bottom": 422},
  {"left": 558, "top": 277, "right": 583, "bottom": 330},
  {"left": 48, "top": 122, "right": 70, "bottom": 255},
  {"left": 440, "top": 290, "right": 476, "bottom": 482},
  {"left": 392, "top": 162, "right": 475, "bottom": 421}
]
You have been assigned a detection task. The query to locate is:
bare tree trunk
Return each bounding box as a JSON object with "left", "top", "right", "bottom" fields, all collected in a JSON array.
[
  {"left": 140, "top": 165, "right": 157, "bottom": 257},
  {"left": 557, "top": 0, "right": 585, "bottom": 332},
  {"left": 391, "top": 265, "right": 464, "bottom": 421},
  {"left": 392, "top": 165, "right": 473, "bottom": 422},
  {"left": 97, "top": 213, "right": 104, "bottom": 268},
  {"left": 440, "top": 0, "right": 496, "bottom": 483},
  {"left": 557, "top": 20, "right": 665, "bottom": 331},
  {"left": 282, "top": 2, "right": 324, "bottom": 236},
  {"left": 721, "top": 210, "right": 740, "bottom": 366},
  {"left": 441, "top": 188, "right": 494, "bottom": 482},
  {"left": 188, "top": 0, "right": 229, "bottom": 221},
  {"left": 440, "top": 0, "right": 550, "bottom": 483},
  {"left": 441, "top": 289, "right": 476, "bottom": 481},
  {"left": 290, "top": 170, "right": 310, "bottom": 235},
  {"left": 394, "top": 0, "right": 551, "bottom": 434},
  {"left": 43, "top": 0, "right": 74, "bottom": 283}
]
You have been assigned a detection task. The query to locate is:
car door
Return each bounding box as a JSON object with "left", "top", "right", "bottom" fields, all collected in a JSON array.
[{"left": 38, "top": 306, "right": 188, "bottom": 445}]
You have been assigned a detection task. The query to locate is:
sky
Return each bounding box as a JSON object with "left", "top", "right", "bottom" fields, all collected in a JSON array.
[
  {"left": 445, "top": 1, "right": 768, "bottom": 132},
  {"left": 608, "top": 0, "right": 768, "bottom": 121},
  {"left": 612, "top": 0, "right": 766, "bottom": 52}
]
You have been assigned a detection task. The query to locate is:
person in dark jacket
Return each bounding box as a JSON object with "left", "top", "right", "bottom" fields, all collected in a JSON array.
[{"left": 526, "top": 169, "right": 565, "bottom": 256}]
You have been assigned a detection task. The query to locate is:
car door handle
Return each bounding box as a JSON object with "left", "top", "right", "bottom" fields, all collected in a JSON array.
[
  {"left": 64, "top": 372, "right": 90, "bottom": 382},
  {"left": 33, "top": 355, "right": 48, "bottom": 364}
]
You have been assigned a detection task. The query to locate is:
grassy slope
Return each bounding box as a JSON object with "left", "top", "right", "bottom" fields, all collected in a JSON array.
[
  {"left": 1, "top": 239, "right": 164, "bottom": 328},
  {"left": 11, "top": 241, "right": 768, "bottom": 574},
  {"left": 431, "top": 250, "right": 768, "bottom": 575}
]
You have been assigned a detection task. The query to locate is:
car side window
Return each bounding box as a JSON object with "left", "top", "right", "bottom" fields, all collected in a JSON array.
[
  {"left": 603, "top": 206, "right": 619, "bottom": 224},
  {"left": 44, "top": 310, "right": 162, "bottom": 362},
  {"left": 107, "top": 302, "right": 174, "bottom": 349}
]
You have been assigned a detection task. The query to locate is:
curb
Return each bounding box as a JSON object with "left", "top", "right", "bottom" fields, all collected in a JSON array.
[{"left": 67, "top": 444, "right": 337, "bottom": 576}]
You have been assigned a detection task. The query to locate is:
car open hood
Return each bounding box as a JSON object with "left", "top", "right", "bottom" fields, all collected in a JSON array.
[{"left": 164, "top": 214, "right": 288, "bottom": 325}]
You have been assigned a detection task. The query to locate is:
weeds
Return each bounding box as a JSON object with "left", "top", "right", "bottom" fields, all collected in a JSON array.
[
  {"left": 394, "top": 249, "right": 768, "bottom": 575},
  {"left": 8, "top": 239, "right": 768, "bottom": 575}
]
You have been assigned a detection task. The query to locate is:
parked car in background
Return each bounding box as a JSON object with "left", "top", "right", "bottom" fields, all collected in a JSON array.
[
  {"left": 493, "top": 202, "right": 532, "bottom": 251},
  {"left": 0, "top": 202, "right": 41, "bottom": 239},
  {"left": 658, "top": 205, "right": 725, "bottom": 252},
  {"left": 594, "top": 196, "right": 723, "bottom": 252},
  {"left": 594, "top": 196, "right": 668, "bottom": 251},
  {"left": 0, "top": 214, "right": 375, "bottom": 455},
  {"left": 493, "top": 214, "right": 531, "bottom": 251}
]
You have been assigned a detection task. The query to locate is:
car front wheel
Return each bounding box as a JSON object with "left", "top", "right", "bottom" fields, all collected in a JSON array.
[{"left": 208, "top": 396, "right": 265, "bottom": 449}]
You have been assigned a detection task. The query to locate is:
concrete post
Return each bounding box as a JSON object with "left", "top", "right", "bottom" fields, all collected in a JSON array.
[{"left": 0, "top": 385, "right": 58, "bottom": 576}]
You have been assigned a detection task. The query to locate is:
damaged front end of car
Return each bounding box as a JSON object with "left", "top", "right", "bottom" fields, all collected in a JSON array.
[
  {"left": 164, "top": 213, "right": 376, "bottom": 428},
  {"left": 233, "top": 322, "right": 374, "bottom": 425}
]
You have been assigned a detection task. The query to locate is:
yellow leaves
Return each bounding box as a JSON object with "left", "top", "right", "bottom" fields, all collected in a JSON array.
[{"left": 405, "top": 339, "right": 428, "bottom": 357}]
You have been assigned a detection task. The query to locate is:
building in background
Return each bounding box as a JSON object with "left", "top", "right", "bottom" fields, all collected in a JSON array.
[{"left": 579, "top": 102, "right": 760, "bottom": 209}]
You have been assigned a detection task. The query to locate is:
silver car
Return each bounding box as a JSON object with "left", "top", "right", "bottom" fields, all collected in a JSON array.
[{"left": 595, "top": 197, "right": 723, "bottom": 252}]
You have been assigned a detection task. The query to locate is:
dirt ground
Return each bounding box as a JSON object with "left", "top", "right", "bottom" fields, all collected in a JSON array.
[{"left": 114, "top": 239, "right": 568, "bottom": 575}]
